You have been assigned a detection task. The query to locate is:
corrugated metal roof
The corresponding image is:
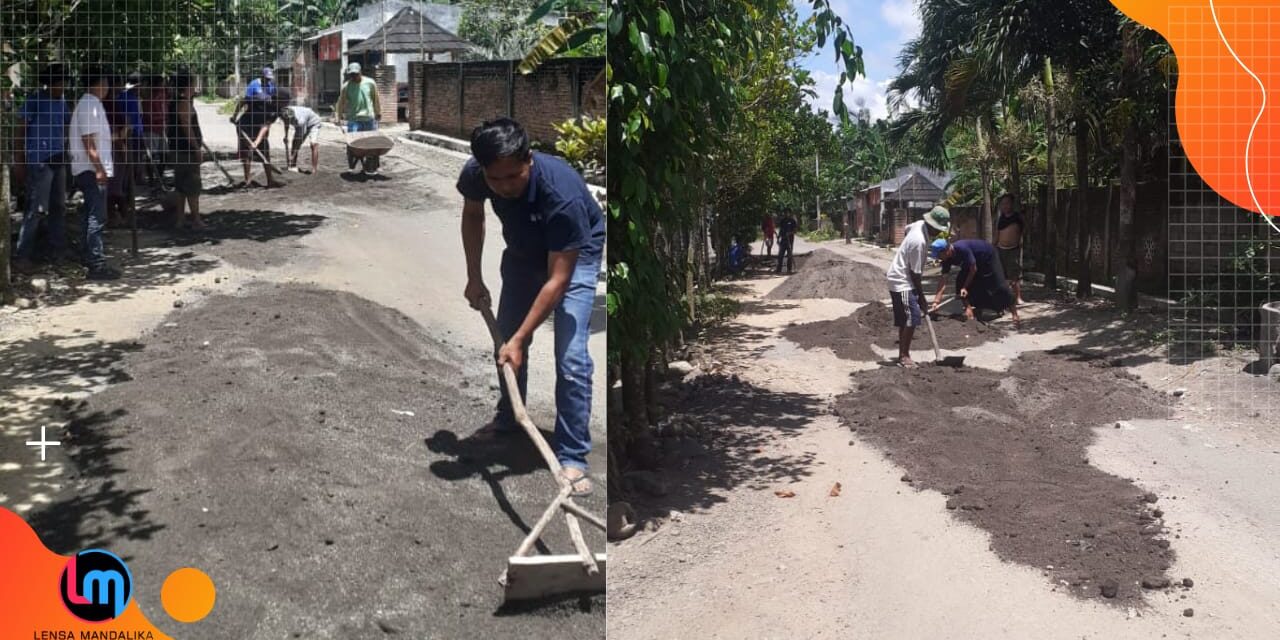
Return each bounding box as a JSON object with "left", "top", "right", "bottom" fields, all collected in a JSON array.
[{"left": 347, "top": 6, "right": 472, "bottom": 54}]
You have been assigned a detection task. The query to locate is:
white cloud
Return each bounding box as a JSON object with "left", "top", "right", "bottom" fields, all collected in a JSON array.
[
  {"left": 808, "top": 69, "right": 890, "bottom": 122},
  {"left": 880, "top": 0, "right": 921, "bottom": 41}
]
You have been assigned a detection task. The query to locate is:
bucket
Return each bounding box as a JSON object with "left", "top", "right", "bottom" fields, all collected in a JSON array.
[{"left": 1262, "top": 301, "right": 1280, "bottom": 370}]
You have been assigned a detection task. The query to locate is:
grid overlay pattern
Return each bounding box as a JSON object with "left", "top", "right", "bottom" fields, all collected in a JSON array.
[{"left": 1167, "top": 4, "right": 1279, "bottom": 425}]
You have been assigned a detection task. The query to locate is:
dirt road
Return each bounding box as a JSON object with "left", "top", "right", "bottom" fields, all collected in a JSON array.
[
  {"left": 1, "top": 105, "right": 605, "bottom": 638},
  {"left": 607, "top": 238, "right": 1280, "bottom": 639}
]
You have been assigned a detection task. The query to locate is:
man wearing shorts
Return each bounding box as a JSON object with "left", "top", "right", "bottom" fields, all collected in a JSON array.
[
  {"left": 231, "top": 73, "right": 283, "bottom": 188},
  {"left": 929, "top": 238, "right": 1019, "bottom": 327},
  {"left": 885, "top": 206, "right": 950, "bottom": 367},
  {"left": 281, "top": 104, "right": 322, "bottom": 174},
  {"left": 995, "top": 194, "right": 1025, "bottom": 304},
  {"left": 168, "top": 72, "right": 204, "bottom": 229}
]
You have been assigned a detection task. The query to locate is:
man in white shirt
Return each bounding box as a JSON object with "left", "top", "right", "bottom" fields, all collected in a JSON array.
[
  {"left": 69, "top": 66, "right": 120, "bottom": 280},
  {"left": 885, "top": 206, "right": 950, "bottom": 367},
  {"left": 281, "top": 103, "right": 322, "bottom": 174}
]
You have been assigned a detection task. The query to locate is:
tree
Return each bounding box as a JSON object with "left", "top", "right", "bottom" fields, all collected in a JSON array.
[{"left": 607, "top": 0, "right": 865, "bottom": 476}]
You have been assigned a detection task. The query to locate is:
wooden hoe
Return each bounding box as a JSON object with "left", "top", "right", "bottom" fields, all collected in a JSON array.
[{"left": 478, "top": 306, "right": 606, "bottom": 602}]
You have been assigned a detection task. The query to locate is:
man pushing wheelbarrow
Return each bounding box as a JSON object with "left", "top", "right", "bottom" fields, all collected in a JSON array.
[{"left": 334, "top": 62, "right": 392, "bottom": 175}]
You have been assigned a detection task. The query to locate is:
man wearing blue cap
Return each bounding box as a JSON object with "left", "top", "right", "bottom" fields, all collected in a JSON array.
[
  {"left": 929, "top": 237, "right": 1019, "bottom": 327},
  {"left": 886, "top": 206, "right": 950, "bottom": 367}
]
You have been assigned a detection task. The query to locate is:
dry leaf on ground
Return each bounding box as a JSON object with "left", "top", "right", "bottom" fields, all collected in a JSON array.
[
  {"left": 829, "top": 482, "right": 842, "bottom": 497},
  {"left": 774, "top": 490, "right": 796, "bottom": 498}
]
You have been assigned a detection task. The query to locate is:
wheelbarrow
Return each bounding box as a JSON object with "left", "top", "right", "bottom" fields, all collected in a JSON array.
[{"left": 339, "top": 125, "right": 394, "bottom": 174}]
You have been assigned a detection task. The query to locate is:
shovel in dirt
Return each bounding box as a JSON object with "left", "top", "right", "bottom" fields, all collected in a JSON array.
[
  {"left": 477, "top": 306, "right": 606, "bottom": 603},
  {"left": 923, "top": 312, "right": 966, "bottom": 368}
]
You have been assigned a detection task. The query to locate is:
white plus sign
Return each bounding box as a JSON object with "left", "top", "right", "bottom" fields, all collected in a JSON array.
[{"left": 25, "top": 426, "right": 61, "bottom": 461}]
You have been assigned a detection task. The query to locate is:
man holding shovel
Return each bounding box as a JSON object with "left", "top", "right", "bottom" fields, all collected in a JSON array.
[
  {"left": 886, "top": 206, "right": 950, "bottom": 367},
  {"left": 929, "top": 238, "right": 1020, "bottom": 328},
  {"left": 458, "top": 117, "right": 605, "bottom": 497}
]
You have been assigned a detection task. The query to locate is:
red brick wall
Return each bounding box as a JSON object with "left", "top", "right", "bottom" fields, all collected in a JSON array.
[
  {"left": 463, "top": 62, "right": 511, "bottom": 137},
  {"left": 408, "top": 61, "right": 424, "bottom": 130},
  {"left": 421, "top": 64, "right": 460, "bottom": 134},
  {"left": 409, "top": 57, "right": 605, "bottom": 145},
  {"left": 374, "top": 65, "right": 397, "bottom": 123}
]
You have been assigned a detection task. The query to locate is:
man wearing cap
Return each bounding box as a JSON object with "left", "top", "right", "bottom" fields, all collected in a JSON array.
[
  {"left": 334, "top": 62, "right": 381, "bottom": 133},
  {"left": 14, "top": 66, "right": 71, "bottom": 272},
  {"left": 457, "top": 117, "right": 604, "bottom": 497},
  {"left": 885, "top": 206, "right": 949, "bottom": 367},
  {"left": 929, "top": 237, "right": 1020, "bottom": 327},
  {"left": 245, "top": 67, "right": 276, "bottom": 101},
  {"left": 69, "top": 66, "right": 121, "bottom": 280},
  {"left": 231, "top": 72, "right": 285, "bottom": 188}
]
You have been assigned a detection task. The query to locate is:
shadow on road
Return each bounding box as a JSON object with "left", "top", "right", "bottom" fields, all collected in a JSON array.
[
  {"left": 620, "top": 372, "right": 824, "bottom": 518},
  {"left": 425, "top": 428, "right": 556, "bottom": 555},
  {"left": 0, "top": 334, "right": 163, "bottom": 557}
]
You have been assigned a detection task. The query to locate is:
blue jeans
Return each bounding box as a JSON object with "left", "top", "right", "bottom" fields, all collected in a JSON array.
[
  {"left": 16, "top": 159, "right": 68, "bottom": 260},
  {"left": 495, "top": 251, "right": 599, "bottom": 472},
  {"left": 75, "top": 171, "right": 107, "bottom": 270},
  {"left": 347, "top": 119, "right": 377, "bottom": 132}
]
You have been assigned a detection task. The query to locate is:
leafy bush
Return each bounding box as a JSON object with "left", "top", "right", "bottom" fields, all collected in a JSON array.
[{"left": 553, "top": 115, "right": 605, "bottom": 176}]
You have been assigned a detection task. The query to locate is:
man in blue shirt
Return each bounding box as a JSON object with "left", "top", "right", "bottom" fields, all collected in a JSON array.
[
  {"left": 929, "top": 238, "right": 1019, "bottom": 327},
  {"left": 15, "top": 66, "right": 70, "bottom": 270},
  {"left": 245, "top": 67, "right": 276, "bottom": 101},
  {"left": 457, "top": 117, "right": 604, "bottom": 497}
]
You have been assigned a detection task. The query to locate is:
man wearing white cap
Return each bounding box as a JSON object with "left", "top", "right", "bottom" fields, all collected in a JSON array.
[
  {"left": 334, "top": 62, "right": 381, "bottom": 133},
  {"left": 885, "top": 205, "right": 950, "bottom": 367}
]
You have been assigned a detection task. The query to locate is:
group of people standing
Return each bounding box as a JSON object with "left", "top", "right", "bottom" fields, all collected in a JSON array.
[
  {"left": 762, "top": 212, "right": 798, "bottom": 274},
  {"left": 886, "top": 196, "right": 1025, "bottom": 367},
  {"left": 14, "top": 64, "right": 203, "bottom": 279}
]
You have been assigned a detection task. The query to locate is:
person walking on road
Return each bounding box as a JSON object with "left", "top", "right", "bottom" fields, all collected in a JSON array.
[
  {"left": 995, "top": 194, "right": 1025, "bottom": 305},
  {"left": 886, "top": 206, "right": 950, "bottom": 367},
  {"left": 70, "top": 66, "right": 121, "bottom": 280},
  {"left": 929, "top": 238, "right": 1019, "bottom": 328},
  {"left": 762, "top": 213, "right": 776, "bottom": 256},
  {"left": 14, "top": 65, "right": 70, "bottom": 273},
  {"left": 776, "top": 212, "right": 798, "bottom": 274},
  {"left": 457, "top": 117, "right": 605, "bottom": 497}
]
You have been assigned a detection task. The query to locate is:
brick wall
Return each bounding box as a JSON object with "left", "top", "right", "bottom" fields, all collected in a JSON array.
[
  {"left": 463, "top": 62, "right": 511, "bottom": 137},
  {"left": 374, "top": 65, "right": 397, "bottom": 123},
  {"left": 409, "top": 57, "right": 605, "bottom": 145},
  {"left": 408, "top": 61, "right": 424, "bottom": 130}
]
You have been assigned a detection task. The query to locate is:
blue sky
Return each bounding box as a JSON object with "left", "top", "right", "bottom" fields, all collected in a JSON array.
[{"left": 792, "top": 0, "right": 921, "bottom": 122}]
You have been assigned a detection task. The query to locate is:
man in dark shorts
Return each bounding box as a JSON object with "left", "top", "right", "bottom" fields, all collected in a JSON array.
[
  {"left": 457, "top": 117, "right": 605, "bottom": 497},
  {"left": 886, "top": 206, "right": 950, "bottom": 367},
  {"left": 995, "top": 194, "right": 1025, "bottom": 304},
  {"left": 168, "top": 71, "right": 204, "bottom": 229},
  {"left": 929, "top": 238, "right": 1019, "bottom": 327},
  {"left": 231, "top": 83, "right": 283, "bottom": 188},
  {"left": 776, "top": 212, "right": 798, "bottom": 273}
]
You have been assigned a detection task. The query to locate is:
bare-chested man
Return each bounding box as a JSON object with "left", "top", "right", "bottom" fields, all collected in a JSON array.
[{"left": 995, "top": 194, "right": 1025, "bottom": 304}]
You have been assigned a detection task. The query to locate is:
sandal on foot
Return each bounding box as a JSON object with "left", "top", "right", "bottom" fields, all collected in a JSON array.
[{"left": 563, "top": 470, "right": 594, "bottom": 497}]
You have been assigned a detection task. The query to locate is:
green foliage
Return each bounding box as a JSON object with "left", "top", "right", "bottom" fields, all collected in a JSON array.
[
  {"left": 801, "top": 227, "right": 838, "bottom": 243},
  {"left": 553, "top": 115, "right": 605, "bottom": 173},
  {"left": 458, "top": 0, "right": 551, "bottom": 59}
]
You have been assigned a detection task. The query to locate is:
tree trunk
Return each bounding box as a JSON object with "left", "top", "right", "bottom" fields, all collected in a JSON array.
[
  {"left": 620, "top": 349, "right": 650, "bottom": 436},
  {"left": 1043, "top": 58, "right": 1058, "bottom": 290},
  {"left": 1, "top": 92, "right": 12, "bottom": 304},
  {"left": 977, "top": 123, "right": 993, "bottom": 242},
  {"left": 1115, "top": 27, "right": 1141, "bottom": 311},
  {"left": 686, "top": 222, "right": 696, "bottom": 319},
  {"left": 1074, "top": 111, "right": 1093, "bottom": 298}
]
